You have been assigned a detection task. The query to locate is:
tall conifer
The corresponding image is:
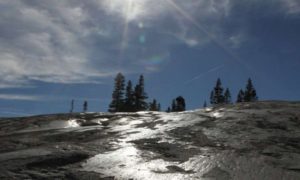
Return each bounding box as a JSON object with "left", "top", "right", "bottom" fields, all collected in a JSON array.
[
  {"left": 224, "top": 88, "right": 232, "bottom": 104},
  {"left": 244, "top": 78, "right": 258, "bottom": 102},
  {"left": 171, "top": 99, "right": 176, "bottom": 112},
  {"left": 210, "top": 91, "right": 215, "bottom": 105},
  {"left": 237, "top": 89, "right": 245, "bottom": 103},
  {"left": 83, "top": 101, "right": 88, "bottom": 112},
  {"left": 149, "top": 99, "right": 158, "bottom": 111},
  {"left": 210, "top": 78, "right": 225, "bottom": 105},
  {"left": 108, "top": 73, "right": 125, "bottom": 112},
  {"left": 70, "top": 99, "right": 74, "bottom": 113},
  {"left": 134, "top": 75, "right": 148, "bottom": 111},
  {"left": 124, "top": 80, "right": 134, "bottom": 112}
]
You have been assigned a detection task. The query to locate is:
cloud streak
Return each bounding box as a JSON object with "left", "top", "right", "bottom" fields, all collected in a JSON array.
[
  {"left": 0, "top": 94, "right": 41, "bottom": 101},
  {"left": 185, "top": 65, "right": 225, "bottom": 85}
]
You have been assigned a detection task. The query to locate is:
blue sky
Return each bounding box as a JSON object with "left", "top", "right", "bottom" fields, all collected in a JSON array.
[{"left": 0, "top": 0, "right": 300, "bottom": 116}]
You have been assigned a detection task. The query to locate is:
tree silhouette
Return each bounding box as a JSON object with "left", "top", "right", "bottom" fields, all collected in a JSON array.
[
  {"left": 70, "top": 99, "right": 74, "bottom": 113},
  {"left": 210, "top": 91, "right": 215, "bottom": 105},
  {"left": 224, "top": 88, "right": 232, "bottom": 104},
  {"left": 166, "top": 107, "right": 171, "bottom": 113},
  {"left": 237, "top": 89, "right": 245, "bottom": 103},
  {"left": 134, "top": 75, "right": 148, "bottom": 111},
  {"left": 149, "top": 99, "right": 159, "bottom": 111},
  {"left": 211, "top": 78, "right": 225, "bottom": 105},
  {"left": 244, "top": 78, "right": 258, "bottom": 102},
  {"left": 124, "top": 80, "right": 135, "bottom": 112},
  {"left": 176, "top": 96, "right": 186, "bottom": 111},
  {"left": 170, "top": 96, "right": 186, "bottom": 112},
  {"left": 83, "top": 101, "right": 88, "bottom": 112},
  {"left": 171, "top": 99, "right": 176, "bottom": 112},
  {"left": 108, "top": 73, "right": 125, "bottom": 112}
]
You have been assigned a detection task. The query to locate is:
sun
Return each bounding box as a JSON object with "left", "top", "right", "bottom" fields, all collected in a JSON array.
[
  {"left": 117, "top": 0, "right": 148, "bottom": 59},
  {"left": 103, "top": 0, "right": 147, "bottom": 22},
  {"left": 123, "top": 0, "right": 141, "bottom": 21},
  {"left": 103, "top": 0, "right": 148, "bottom": 55}
]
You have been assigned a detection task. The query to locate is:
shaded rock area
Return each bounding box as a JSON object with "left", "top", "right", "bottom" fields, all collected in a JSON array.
[
  {"left": 26, "top": 152, "right": 89, "bottom": 168},
  {"left": 202, "top": 166, "right": 231, "bottom": 180},
  {"left": 0, "top": 101, "right": 300, "bottom": 179}
]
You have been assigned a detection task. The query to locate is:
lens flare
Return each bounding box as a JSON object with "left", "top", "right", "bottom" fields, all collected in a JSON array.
[
  {"left": 147, "top": 55, "right": 165, "bottom": 65},
  {"left": 139, "top": 35, "right": 146, "bottom": 44},
  {"left": 120, "top": 0, "right": 133, "bottom": 51}
]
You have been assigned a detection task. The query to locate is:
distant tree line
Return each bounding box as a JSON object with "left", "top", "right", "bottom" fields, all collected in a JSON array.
[
  {"left": 108, "top": 73, "right": 161, "bottom": 112},
  {"left": 108, "top": 73, "right": 188, "bottom": 113},
  {"left": 107, "top": 73, "right": 259, "bottom": 113},
  {"left": 208, "top": 78, "right": 258, "bottom": 106}
]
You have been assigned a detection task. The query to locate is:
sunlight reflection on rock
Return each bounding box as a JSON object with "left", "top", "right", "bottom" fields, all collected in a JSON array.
[
  {"left": 82, "top": 112, "right": 210, "bottom": 179},
  {"left": 91, "top": 118, "right": 108, "bottom": 124},
  {"left": 82, "top": 145, "right": 187, "bottom": 180},
  {"left": 211, "top": 112, "right": 223, "bottom": 118},
  {"left": 65, "top": 119, "right": 80, "bottom": 128},
  {"left": 205, "top": 107, "right": 213, "bottom": 112}
]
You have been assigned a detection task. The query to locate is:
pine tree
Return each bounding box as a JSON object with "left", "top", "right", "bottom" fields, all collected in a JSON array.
[
  {"left": 244, "top": 78, "right": 258, "bottom": 102},
  {"left": 176, "top": 96, "right": 186, "bottom": 111},
  {"left": 237, "top": 89, "right": 245, "bottom": 103},
  {"left": 133, "top": 75, "right": 148, "bottom": 111},
  {"left": 210, "top": 78, "right": 225, "bottom": 105},
  {"left": 157, "top": 103, "right": 161, "bottom": 111},
  {"left": 214, "top": 78, "right": 224, "bottom": 104},
  {"left": 166, "top": 107, "right": 171, "bottom": 113},
  {"left": 108, "top": 73, "right": 125, "bottom": 112},
  {"left": 171, "top": 99, "right": 176, "bottom": 112},
  {"left": 170, "top": 96, "right": 186, "bottom": 112},
  {"left": 124, "top": 80, "right": 135, "bottom": 112},
  {"left": 210, "top": 91, "right": 215, "bottom": 105},
  {"left": 224, "top": 88, "right": 232, "bottom": 104},
  {"left": 149, "top": 99, "right": 158, "bottom": 111},
  {"left": 83, "top": 101, "right": 88, "bottom": 112}
]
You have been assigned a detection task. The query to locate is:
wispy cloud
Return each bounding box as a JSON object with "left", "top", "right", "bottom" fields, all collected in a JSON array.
[
  {"left": 281, "top": 0, "right": 300, "bottom": 14},
  {"left": 0, "top": 0, "right": 298, "bottom": 88},
  {"left": 0, "top": 93, "right": 110, "bottom": 104},
  {"left": 0, "top": 94, "right": 41, "bottom": 101},
  {"left": 0, "top": 0, "right": 234, "bottom": 88},
  {"left": 0, "top": 0, "right": 119, "bottom": 88}
]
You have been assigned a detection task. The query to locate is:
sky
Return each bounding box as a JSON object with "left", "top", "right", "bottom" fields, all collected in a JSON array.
[{"left": 0, "top": 0, "right": 300, "bottom": 116}]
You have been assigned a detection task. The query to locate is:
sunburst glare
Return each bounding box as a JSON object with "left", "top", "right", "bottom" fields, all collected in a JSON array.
[{"left": 118, "top": 0, "right": 148, "bottom": 61}]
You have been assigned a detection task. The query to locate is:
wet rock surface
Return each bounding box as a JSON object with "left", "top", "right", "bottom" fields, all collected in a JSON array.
[{"left": 0, "top": 101, "right": 300, "bottom": 179}]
